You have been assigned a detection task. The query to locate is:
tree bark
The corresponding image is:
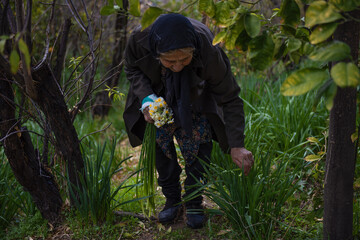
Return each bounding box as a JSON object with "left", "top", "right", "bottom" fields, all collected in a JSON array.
[
  {"left": 53, "top": 18, "right": 72, "bottom": 83},
  {"left": 323, "top": 10, "right": 360, "bottom": 240},
  {"left": 32, "top": 62, "right": 84, "bottom": 205},
  {"left": 0, "top": 77, "right": 62, "bottom": 224},
  {"left": 91, "top": 1, "right": 128, "bottom": 117}
]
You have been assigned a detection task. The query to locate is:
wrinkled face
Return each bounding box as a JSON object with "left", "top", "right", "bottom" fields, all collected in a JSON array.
[{"left": 159, "top": 49, "right": 193, "bottom": 72}]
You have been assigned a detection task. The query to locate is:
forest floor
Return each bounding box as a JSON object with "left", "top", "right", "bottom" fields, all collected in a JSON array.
[{"left": 42, "top": 139, "right": 229, "bottom": 240}]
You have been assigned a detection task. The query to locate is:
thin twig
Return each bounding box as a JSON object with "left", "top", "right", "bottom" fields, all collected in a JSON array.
[
  {"left": 65, "top": 0, "right": 86, "bottom": 32},
  {"left": 36, "top": 0, "right": 56, "bottom": 68},
  {"left": 79, "top": 123, "right": 112, "bottom": 142}
]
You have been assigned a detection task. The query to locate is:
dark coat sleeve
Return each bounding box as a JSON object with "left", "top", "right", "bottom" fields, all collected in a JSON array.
[{"left": 124, "top": 28, "right": 155, "bottom": 103}]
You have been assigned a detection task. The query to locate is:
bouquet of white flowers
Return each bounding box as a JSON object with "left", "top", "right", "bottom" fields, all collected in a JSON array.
[
  {"left": 137, "top": 97, "right": 174, "bottom": 217},
  {"left": 148, "top": 97, "right": 174, "bottom": 128}
]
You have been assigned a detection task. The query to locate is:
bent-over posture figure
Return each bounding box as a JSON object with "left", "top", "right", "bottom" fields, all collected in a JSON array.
[{"left": 123, "top": 13, "right": 254, "bottom": 229}]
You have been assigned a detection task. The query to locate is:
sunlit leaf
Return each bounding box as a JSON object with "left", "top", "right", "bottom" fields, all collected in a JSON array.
[
  {"left": 129, "top": 0, "right": 140, "bottom": 17},
  {"left": 198, "top": 0, "right": 215, "bottom": 17},
  {"left": 307, "top": 137, "right": 321, "bottom": 144},
  {"left": 141, "top": 7, "right": 164, "bottom": 30},
  {"left": 329, "top": 0, "right": 360, "bottom": 11},
  {"left": 279, "top": 0, "right": 300, "bottom": 26},
  {"left": 305, "top": 1, "right": 343, "bottom": 28},
  {"left": 225, "top": 21, "right": 244, "bottom": 50},
  {"left": 281, "top": 68, "right": 328, "bottom": 96},
  {"left": 248, "top": 32, "right": 275, "bottom": 71},
  {"left": 309, "top": 41, "right": 351, "bottom": 62},
  {"left": 10, "top": 50, "right": 20, "bottom": 74},
  {"left": 286, "top": 37, "right": 302, "bottom": 53},
  {"left": 212, "top": 30, "right": 227, "bottom": 45},
  {"left": 215, "top": 1, "right": 231, "bottom": 27},
  {"left": 244, "top": 13, "right": 260, "bottom": 38},
  {"left": 305, "top": 154, "right": 322, "bottom": 162},
  {"left": 100, "top": 5, "right": 116, "bottom": 16},
  {"left": 18, "top": 39, "right": 31, "bottom": 69},
  {"left": 331, "top": 62, "right": 360, "bottom": 88},
  {"left": 309, "top": 22, "right": 338, "bottom": 44}
]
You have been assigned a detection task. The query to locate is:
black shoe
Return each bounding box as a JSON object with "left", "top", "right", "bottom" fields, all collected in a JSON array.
[
  {"left": 186, "top": 206, "right": 206, "bottom": 229},
  {"left": 158, "top": 201, "right": 182, "bottom": 223}
]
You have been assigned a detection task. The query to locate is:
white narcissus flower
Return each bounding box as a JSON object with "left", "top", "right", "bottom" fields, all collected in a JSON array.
[{"left": 149, "top": 97, "right": 174, "bottom": 128}]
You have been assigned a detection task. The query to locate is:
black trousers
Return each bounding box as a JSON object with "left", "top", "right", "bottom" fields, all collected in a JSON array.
[{"left": 155, "top": 140, "right": 212, "bottom": 207}]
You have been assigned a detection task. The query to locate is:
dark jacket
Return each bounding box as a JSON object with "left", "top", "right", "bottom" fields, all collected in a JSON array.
[{"left": 123, "top": 18, "right": 245, "bottom": 152}]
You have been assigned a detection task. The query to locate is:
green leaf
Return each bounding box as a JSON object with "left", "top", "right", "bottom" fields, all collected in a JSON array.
[
  {"left": 100, "top": 5, "right": 116, "bottom": 16},
  {"left": 212, "top": 30, "right": 227, "bottom": 45},
  {"left": 228, "top": 0, "right": 240, "bottom": 9},
  {"left": 236, "top": 30, "right": 251, "bottom": 51},
  {"left": 244, "top": 14, "right": 261, "bottom": 38},
  {"left": 324, "top": 81, "right": 337, "bottom": 110},
  {"left": 304, "top": 154, "right": 322, "bottom": 162},
  {"left": 10, "top": 50, "right": 20, "bottom": 74},
  {"left": 198, "top": 0, "right": 215, "bottom": 17},
  {"left": 331, "top": 62, "right": 360, "bottom": 87},
  {"left": 309, "top": 41, "right": 351, "bottom": 62},
  {"left": 0, "top": 39, "right": 6, "bottom": 54},
  {"left": 225, "top": 21, "right": 244, "bottom": 50},
  {"left": 141, "top": 7, "right": 164, "bottom": 30},
  {"left": 281, "top": 68, "right": 328, "bottom": 96},
  {"left": 215, "top": 1, "right": 231, "bottom": 27},
  {"left": 305, "top": 1, "right": 343, "bottom": 28},
  {"left": 295, "top": 27, "right": 310, "bottom": 41},
  {"left": 129, "top": 0, "right": 140, "bottom": 17},
  {"left": 286, "top": 37, "right": 302, "bottom": 53},
  {"left": 307, "top": 137, "right": 321, "bottom": 144},
  {"left": 279, "top": 0, "right": 300, "bottom": 26},
  {"left": 248, "top": 32, "right": 275, "bottom": 71},
  {"left": 309, "top": 22, "right": 338, "bottom": 44},
  {"left": 301, "top": 42, "right": 315, "bottom": 55},
  {"left": 18, "top": 39, "right": 31, "bottom": 69},
  {"left": 329, "top": 0, "right": 359, "bottom": 11}
]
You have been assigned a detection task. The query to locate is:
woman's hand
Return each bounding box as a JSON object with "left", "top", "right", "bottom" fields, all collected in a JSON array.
[
  {"left": 143, "top": 106, "right": 154, "bottom": 124},
  {"left": 230, "top": 147, "right": 254, "bottom": 176}
]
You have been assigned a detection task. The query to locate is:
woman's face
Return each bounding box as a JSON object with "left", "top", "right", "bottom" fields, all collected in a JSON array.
[{"left": 159, "top": 50, "right": 193, "bottom": 72}]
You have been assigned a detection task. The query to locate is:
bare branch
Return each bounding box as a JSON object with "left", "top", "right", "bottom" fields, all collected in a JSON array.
[
  {"left": 53, "top": 18, "right": 72, "bottom": 82},
  {"left": 35, "top": 0, "right": 56, "bottom": 68},
  {"left": 70, "top": 0, "right": 98, "bottom": 122},
  {"left": 79, "top": 123, "right": 112, "bottom": 142},
  {"left": 15, "top": 0, "right": 37, "bottom": 100},
  {"left": 65, "top": 0, "right": 86, "bottom": 32}
]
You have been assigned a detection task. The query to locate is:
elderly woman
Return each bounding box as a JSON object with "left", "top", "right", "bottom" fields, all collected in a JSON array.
[{"left": 123, "top": 13, "right": 254, "bottom": 229}]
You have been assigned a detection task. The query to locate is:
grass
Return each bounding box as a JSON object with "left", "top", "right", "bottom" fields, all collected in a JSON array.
[
  {"left": 68, "top": 138, "right": 142, "bottom": 224},
  {"left": 2, "top": 71, "right": 360, "bottom": 239}
]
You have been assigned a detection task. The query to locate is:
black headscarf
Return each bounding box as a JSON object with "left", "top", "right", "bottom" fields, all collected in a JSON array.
[{"left": 149, "top": 14, "right": 201, "bottom": 136}]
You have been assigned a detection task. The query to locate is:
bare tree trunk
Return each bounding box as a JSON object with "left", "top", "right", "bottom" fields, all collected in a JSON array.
[
  {"left": 32, "top": 63, "right": 84, "bottom": 205},
  {"left": 92, "top": 1, "right": 128, "bottom": 117},
  {"left": 0, "top": 77, "right": 62, "bottom": 224},
  {"left": 323, "top": 9, "right": 360, "bottom": 240}
]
